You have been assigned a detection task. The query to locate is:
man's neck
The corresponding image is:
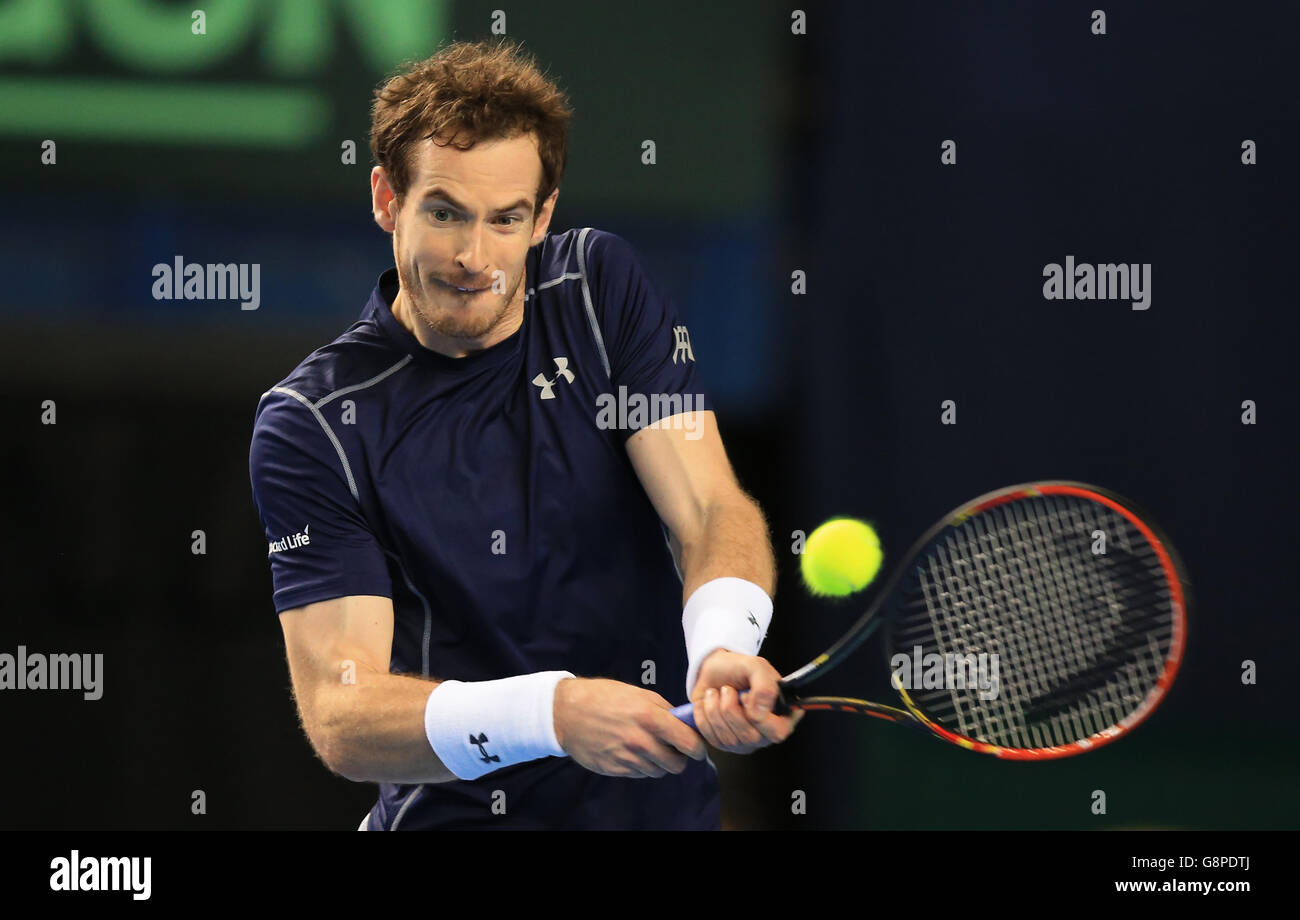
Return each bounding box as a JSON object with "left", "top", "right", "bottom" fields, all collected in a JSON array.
[{"left": 391, "top": 286, "right": 525, "bottom": 359}]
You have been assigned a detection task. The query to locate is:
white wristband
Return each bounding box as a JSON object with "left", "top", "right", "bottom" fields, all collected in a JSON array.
[
  {"left": 424, "top": 670, "right": 574, "bottom": 780},
  {"left": 682, "top": 577, "right": 773, "bottom": 697}
]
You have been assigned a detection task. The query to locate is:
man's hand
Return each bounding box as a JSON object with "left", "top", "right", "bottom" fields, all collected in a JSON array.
[
  {"left": 690, "top": 649, "right": 804, "bottom": 754},
  {"left": 553, "top": 677, "right": 707, "bottom": 779}
]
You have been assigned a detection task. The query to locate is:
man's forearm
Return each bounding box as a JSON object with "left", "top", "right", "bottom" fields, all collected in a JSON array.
[
  {"left": 678, "top": 493, "right": 776, "bottom": 602},
  {"left": 314, "top": 668, "right": 458, "bottom": 785}
]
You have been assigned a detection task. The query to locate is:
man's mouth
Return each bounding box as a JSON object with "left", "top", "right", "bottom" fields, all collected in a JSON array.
[{"left": 435, "top": 278, "right": 489, "bottom": 295}]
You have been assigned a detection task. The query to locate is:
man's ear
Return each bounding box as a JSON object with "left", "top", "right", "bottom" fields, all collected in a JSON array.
[
  {"left": 371, "top": 167, "right": 399, "bottom": 233},
  {"left": 531, "top": 187, "right": 560, "bottom": 244}
]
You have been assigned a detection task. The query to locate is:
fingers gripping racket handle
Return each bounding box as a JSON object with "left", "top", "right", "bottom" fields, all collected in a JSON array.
[{"left": 670, "top": 690, "right": 792, "bottom": 728}]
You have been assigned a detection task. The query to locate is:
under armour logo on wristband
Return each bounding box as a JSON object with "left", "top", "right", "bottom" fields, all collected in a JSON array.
[{"left": 469, "top": 732, "right": 500, "bottom": 764}]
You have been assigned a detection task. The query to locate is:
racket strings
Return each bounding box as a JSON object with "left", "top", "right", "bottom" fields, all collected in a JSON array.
[
  {"left": 964, "top": 499, "right": 1169, "bottom": 747},
  {"left": 889, "top": 494, "right": 1176, "bottom": 750},
  {"left": 988, "top": 499, "right": 1167, "bottom": 746}
]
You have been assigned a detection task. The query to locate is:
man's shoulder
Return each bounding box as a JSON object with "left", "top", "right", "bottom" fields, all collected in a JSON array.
[
  {"left": 536, "top": 226, "right": 647, "bottom": 287},
  {"left": 253, "top": 323, "right": 409, "bottom": 428},
  {"left": 542, "top": 226, "right": 637, "bottom": 272},
  {"left": 536, "top": 227, "right": 649, "bottom": 340}
]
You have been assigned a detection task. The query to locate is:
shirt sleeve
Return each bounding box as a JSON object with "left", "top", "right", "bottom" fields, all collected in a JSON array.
[
  {"left": 248, "top": 389, "right": 393, "bottom": 614},
  {"left": 583, "top": 230, "right": 714, "bottom": 442}
]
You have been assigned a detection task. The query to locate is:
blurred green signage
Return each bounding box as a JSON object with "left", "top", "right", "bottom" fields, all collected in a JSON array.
[{"left": 0, "top": 0, "right": 447, "bottom": 146}]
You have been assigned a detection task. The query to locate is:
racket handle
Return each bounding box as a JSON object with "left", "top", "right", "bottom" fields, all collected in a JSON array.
[
  {"left": 670, "top": 690, "right": 791, "bottom": 728},
  {"left": 669, "top": 701, "right": 699, "bottom": 728}
]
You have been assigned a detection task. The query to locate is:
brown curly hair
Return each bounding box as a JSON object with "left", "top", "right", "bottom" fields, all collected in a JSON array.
[{"left": 369, "top": 39, "right": 573, "bottom": 217}]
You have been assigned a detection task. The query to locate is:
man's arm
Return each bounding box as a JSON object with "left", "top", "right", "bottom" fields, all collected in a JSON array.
[
  {"left": 278, "top": 595, "right": 705, "bottom": 783},
  {"left": 279, "top": 594, "right": 458, "bottom": 784},
  {"left": 625, "top": 410, "right": 802, "bottom": 752},
  {"left": 626, "top": 411, "right": 775, "bottom": 600}
]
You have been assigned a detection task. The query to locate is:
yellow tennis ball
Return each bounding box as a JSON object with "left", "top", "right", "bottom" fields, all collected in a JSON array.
[{"left": 801, "top": 518, "right": 883, "bottom": 597}]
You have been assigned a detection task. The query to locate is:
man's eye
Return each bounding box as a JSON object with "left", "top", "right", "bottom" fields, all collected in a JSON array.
[
  {"left": 431, "top": 208, "right": 454, "bottom": 222},
  {"left": 497, "top": 216, "right": 519, "bottom": 226}
]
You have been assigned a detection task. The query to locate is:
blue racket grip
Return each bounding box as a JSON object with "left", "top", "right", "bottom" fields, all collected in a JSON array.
[
  {"left": 669, "top": 701, "right": 703, "bottom": 728},
  {"left": 670, "top": 690, "right": 789, "bottom": 728}
]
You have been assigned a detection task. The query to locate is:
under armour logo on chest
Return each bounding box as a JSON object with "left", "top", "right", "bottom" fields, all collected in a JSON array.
[{"left": 532, "top": 356, "right": 575, "bottom": 399}]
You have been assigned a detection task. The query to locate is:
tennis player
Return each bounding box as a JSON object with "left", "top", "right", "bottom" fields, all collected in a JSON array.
[{"left": 248, "top": 39, "right": 800, "bottom": 830}]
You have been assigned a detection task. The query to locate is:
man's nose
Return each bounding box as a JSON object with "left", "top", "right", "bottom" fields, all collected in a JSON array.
[{"left": 456, "top": 223, "right": 489, "bottom": 276}]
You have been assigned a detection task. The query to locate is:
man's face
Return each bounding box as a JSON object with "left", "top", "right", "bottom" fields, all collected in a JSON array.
[{"left": 372, "top": 131, "right": 557, "bottom": 347}]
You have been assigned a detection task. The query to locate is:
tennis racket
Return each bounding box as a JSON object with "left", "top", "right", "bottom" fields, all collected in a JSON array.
[{"left": 670, "top": 481, "right": 1189, "bottom": 760}]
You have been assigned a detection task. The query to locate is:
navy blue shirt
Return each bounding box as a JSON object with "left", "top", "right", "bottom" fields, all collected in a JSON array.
[{"left": 249, "top": 227, "right": 720, "bottom": 829}]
